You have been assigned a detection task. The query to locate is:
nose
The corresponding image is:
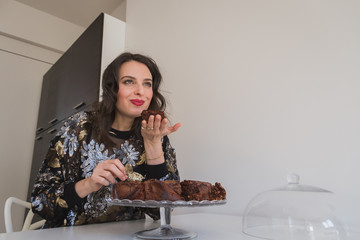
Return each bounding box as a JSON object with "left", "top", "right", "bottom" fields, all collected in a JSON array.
[{"left": 135, "top": 83, "right": 144, "bottom": 95}]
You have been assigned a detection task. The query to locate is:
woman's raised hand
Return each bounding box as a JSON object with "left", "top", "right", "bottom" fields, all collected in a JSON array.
[{"left": 141, "top": 114, "right": 181, "bottom": 142}]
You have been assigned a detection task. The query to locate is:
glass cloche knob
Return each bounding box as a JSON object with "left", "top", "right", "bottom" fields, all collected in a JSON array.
[{"left": 287, "top": 172, "right": 300, "bottom": 184}]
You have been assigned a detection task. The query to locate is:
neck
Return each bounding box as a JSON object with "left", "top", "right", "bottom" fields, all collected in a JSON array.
[{"left": 112, "top": 114, "right": 134, "bottom": 131}]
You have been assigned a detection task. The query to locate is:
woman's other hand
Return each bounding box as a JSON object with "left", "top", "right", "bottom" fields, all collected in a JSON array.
[{"left": 75, "top": 159, "right": 127, "bottom": 198}]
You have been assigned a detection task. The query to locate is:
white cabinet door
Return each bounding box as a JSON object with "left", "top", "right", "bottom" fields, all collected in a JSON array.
[{"left": 0, "top": 40, "right": 60, "bottom": 233}]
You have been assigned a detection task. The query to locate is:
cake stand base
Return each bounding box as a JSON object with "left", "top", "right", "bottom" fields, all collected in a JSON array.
[
  {"left": 134, "top": 225, "right": 197, "bottom": 240},
  {"left": 134, "top": 207, "right": 197, "bottom": 240},
  {"left": 108, "top": 199, "right": 226, "bottom": 239}
]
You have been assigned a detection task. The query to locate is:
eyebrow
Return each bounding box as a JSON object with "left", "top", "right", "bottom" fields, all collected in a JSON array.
[
  {"left": 119, "top": 75, "right": 135, "bottom": 80},
  {"left": 119, "top": 76, "right": 153, "bottom": 81}
]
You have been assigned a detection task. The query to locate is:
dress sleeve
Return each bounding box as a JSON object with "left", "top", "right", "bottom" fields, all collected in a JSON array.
[
  {"left": 144, "top": 136, "right": 180, "bottom": 180},
  {"left": 161, "top": 135, "right": 180, "bottom": 180},
  {"left": 30, "top": 135, "right": 70, "bottom": 225},
  {"left": 31, "top": 112, "right": 88, "bottom": 226}
]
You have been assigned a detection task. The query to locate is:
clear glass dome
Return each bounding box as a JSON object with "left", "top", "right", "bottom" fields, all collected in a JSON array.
[{"left": 242, "top": 173, "right": 347, "bottom": 240}]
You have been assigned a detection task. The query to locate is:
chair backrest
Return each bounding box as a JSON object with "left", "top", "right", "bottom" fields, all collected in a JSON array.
[{"left": 4, "top": 197, "right": 46, "bottom": 233}]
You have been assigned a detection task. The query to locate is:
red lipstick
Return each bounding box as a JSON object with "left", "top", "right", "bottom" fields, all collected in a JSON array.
[{"left": 130, "top": 99, "right": 145, "bottom": 106}]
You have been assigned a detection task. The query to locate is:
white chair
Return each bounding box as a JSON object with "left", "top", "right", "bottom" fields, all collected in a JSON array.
[{"left": 4, "top": 197, "right": 46, "bottom": 233}]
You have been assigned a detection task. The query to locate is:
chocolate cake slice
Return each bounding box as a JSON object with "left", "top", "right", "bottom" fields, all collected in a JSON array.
[
  {"left": 210, "top": 182, "right": 227, "bottom": 200},
  {"left": 112, "top": 179, "right": 183, "bottom": 201},
  {"left": 180, "top": 180, "right": 226, "bottom": 201},
  {"left": 143, "top": 179, "right": 183, "bottom": 201},
  {"left": 141, "top": 110, "right": 166, "bottom": 122},
  {"left": 112, "top": 180, "right": 144, "bottom": 200},
  {"left": 180, "top": 180, "right": 212, "bottom": 201}
]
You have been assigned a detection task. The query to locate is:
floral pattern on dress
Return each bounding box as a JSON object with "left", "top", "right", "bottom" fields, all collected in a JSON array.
[
  {"left": 63, "top": 133, "right": 78, "bottom": 157},
  {"left": 57, "top": 112, "right": 87, "bottom": 137},
  {"left": 56, "top": 112, "right": 86, "bottom": 157},
  {"left": 84, "top": 186, "right": 111, "bottom": 217},
  {"left": 32, "top": 192, "right": 46, "bottom": 212},
  {"left": 81, "top": 139, "right": 116, "bottom": 178},
  {"left": 159, "top": 173, "right": 171, "bottom": 181},
  {"left": 67, "top": 210, "right": 76, "bottom": 226},
  {"left": 118, "top": 141, "right": 139, "bottom": 166}
]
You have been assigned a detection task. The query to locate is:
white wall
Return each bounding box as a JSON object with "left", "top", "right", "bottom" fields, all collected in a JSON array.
[
  {"left": 125, "top": 0, "right": 360, "bottom": 228},
  {"left": 0, "top": 0, "right": 84, "bottom": 52},
  {"left": 110, "top": 0, "right": 127, "bottom": 22}
]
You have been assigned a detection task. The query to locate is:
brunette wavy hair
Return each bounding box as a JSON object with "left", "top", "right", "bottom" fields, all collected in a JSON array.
[{"left": 92, "top": 52, "right": 166, "bottom": 145}]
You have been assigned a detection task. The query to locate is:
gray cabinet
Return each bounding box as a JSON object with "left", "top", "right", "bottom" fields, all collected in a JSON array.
[
  {"left": 27, "top": 121, "right": 62, "bottom": 202},
  {"left": 35, "top": 14, "right": 103, "bottom": 134},
  {"left": 28, "top": 13, "right": 125, "bottom": 202}
]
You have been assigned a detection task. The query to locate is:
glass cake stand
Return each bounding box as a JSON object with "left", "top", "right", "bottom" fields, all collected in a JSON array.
[{"left": 108, "top": 199, "right": 227, "bottom": 240}]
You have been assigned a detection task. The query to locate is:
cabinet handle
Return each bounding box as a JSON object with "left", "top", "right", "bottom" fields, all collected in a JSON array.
[
  {"left": 47, "top": 128, "right": 57, "bottom": 134},
  {"left": 36, "top": 127, "right": 43, "bottom": 132},
  {"left": 35, "top": 136, "right": 43, "bottom": 141},
  {"left": 48, "top": 118, "right": 58, "bottom": 124},
  {"left": 73, "top": 102, "right": 85, "bottom": 110}
]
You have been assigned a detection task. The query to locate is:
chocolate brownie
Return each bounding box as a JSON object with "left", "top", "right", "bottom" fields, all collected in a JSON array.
[
  {"left": 210, "top": 182, "right": 227, "bottom": 200},
  {"left": 181, "top": 180, "right": 226, "bottom": 201},
  {"left": 141, "top": 110, "right": 166, "bottom": 122},
  {"left": 180, "top": 180, "right": 212, "bottom": 201}
]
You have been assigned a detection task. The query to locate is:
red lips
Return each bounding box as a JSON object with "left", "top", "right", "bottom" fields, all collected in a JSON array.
[{"left": 130, "top": 99, "right": 145, "bottom": 106}]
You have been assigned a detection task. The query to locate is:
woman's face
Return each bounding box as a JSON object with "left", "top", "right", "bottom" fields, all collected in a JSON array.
[{"left": 115, "top": 60, "right": 153, "bottom": 120}]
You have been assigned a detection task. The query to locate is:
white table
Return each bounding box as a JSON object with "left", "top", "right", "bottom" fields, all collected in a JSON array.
[{"left": 0, "top": 213, "right": 254, "bottom": 240}]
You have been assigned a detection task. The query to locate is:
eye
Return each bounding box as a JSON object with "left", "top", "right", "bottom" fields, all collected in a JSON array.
[
  {"left": 123, "top": 79, "right": 134, "bottom": 85},
  {"left": 144, "top": 81, "right": 152, "bottom": 88}
]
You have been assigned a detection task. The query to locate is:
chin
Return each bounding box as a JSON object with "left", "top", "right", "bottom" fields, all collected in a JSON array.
[{"left": 133, "top": 110, "right": 143, "bottom": 118}]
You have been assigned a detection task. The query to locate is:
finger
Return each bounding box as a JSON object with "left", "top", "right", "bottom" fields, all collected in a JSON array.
[
  {"left": 153, "top": 114, "right": 162, "bottom": 130},
  {"left": 159, "top": 118, "right": 168, "bottom": 132},
  {"left": 102, "top": 163, "right": 123, "bottom": 177},
  {"left": 113, "top": 159, "right": 126, "bottom": 173},
  {"left": 91, "top": 174, "right": 110, "bottom": 187},
  {"left": 102, "top": 160, "right": 127, "bottom": 180},
  {"left": 147, "top": 115, "right": 155, "bottom": 130},
  {"left": 141, "top": 120, "right": 147, "bottom": 131},
  {"left": 167, "top": 122, "right": 182, "bottom": 134},
  {"left": 99, "top": 170, "right": 117, "bottom": 184},
  {"left": 111, "top": 159, "right": 128, "bottom": 178},
  {"left": 104, "top": 159, "right": 126, "bottom": 173},
  {"left": 106, "top": 163, "right": 127, "bottom": 181},
  {"left": 93, "top": 163, "right": 117, "bottom": 184}
]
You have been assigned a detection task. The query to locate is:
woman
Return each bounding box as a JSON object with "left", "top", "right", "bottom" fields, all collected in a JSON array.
[{"left": 31, "top": 52, "right": 182, "bottom": 228}]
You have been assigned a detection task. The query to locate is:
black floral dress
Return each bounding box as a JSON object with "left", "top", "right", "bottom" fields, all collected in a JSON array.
[{"left": 31, "top": 111, "right": 180, "bottom": 228}]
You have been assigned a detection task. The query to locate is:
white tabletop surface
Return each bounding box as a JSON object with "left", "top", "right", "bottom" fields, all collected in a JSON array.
[{"left": 0, "top": 213, "right": 254, "bottom": 240}]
